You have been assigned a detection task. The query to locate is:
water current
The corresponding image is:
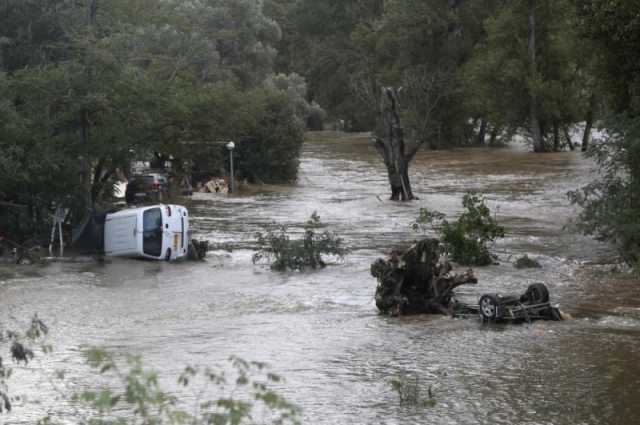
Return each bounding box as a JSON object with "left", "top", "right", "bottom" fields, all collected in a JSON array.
[{"left": 1, "top": 133, "right": 639, "bottom": 424}]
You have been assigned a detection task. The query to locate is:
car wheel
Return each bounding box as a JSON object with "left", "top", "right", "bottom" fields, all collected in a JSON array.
[
  {"left": 524, "top": 283, "right": 549, "bottom": 304},
  {"left": 479, "top": 294, "right": 501, "bottom": 321},
  {"left": 165, "top": 248, "right": 172, "bottom": 261}
]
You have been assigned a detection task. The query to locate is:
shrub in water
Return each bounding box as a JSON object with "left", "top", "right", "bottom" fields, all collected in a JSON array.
[
  {"left": 412, "top": 193, "right": 504, "bottom": 266},
  {"left": 253, "top": 212, "right": 349, "bottom": 271}
]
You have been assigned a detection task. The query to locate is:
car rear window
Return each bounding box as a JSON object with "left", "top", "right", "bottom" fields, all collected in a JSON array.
[{"left": 142, "top": 207, "right": 163, "bottom": 257}]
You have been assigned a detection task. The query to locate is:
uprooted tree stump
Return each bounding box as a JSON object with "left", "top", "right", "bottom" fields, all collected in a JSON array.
[{"left": 371, "top": 238, "right": 477, "bottom": 316}]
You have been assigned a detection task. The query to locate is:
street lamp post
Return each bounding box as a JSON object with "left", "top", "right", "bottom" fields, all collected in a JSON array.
[{"left": 226, "top": 141, "right": 235, "bottom": 194}]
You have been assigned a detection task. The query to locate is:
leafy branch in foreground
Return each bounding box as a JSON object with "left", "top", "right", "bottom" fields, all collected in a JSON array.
[
  {"left": 1, "top": 315, "right": 49, "bottom": 413},
  {"left": 41, "top": 349, "right": 300, "bottom": 425},
  {"left": 253, "top": 212, "right": 349, "bottom": 271},
  {"left": 412, "top": 193, "right": 504, "bottom": 266}
]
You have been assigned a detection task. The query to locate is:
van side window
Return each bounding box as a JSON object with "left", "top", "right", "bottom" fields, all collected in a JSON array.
[{"left": 143, "top": 208, "right": 163, "bottom": 257}]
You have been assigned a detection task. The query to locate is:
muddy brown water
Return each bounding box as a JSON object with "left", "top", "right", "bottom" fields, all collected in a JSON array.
[{"left": 2, "top": 133, "right": 640, "bottom": 424}]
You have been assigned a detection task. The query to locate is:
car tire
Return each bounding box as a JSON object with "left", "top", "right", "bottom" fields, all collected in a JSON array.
[
  {"left": 479, "top": 294, "right": 501, "bottom": 321},
  {"left": 524, "top": 283, "right": 549, "bottom": 304},
  {"left": 165, "top": 248, "right": 172, "bottom": 261}
]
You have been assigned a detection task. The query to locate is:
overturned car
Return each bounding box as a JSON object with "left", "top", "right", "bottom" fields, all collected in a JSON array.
[{"left": 455, "top": 283, "right": 562, "bottom": 322}]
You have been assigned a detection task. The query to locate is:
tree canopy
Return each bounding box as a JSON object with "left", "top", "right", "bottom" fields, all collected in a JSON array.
[{"left": 0, "top": 0, "right": 307, "bottom": 239}]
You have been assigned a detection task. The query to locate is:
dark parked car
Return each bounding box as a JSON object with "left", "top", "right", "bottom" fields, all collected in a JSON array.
[{"left": 125, "top": 173, "right": 169, "bottom": 204}]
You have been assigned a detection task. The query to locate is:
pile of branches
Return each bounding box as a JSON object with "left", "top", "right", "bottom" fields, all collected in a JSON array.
[{"left": 371, "top": 238, "right": 477, "bottom": 316}]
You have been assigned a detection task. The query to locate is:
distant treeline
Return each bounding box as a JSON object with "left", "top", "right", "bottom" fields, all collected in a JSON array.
[{"left": 266, "top": 0, "right": 637, "bottom": 151}]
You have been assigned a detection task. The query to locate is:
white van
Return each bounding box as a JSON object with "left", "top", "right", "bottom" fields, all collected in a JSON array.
[{"left": 104, "top": 204, "right": 189, "bottom": 261}]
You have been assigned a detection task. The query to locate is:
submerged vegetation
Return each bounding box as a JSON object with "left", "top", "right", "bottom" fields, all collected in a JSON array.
[
  {"left": 514, "top": 254, "right": 543, "bottom": 269},
  {"left": 253, "top": 212, "right": 348, "bottom": 271},
  {"left": 390, "top": 374, "right": 437, "bottom": 408},
  {"left": 413, "top": 193, "right": 505, "bottom": 266}
]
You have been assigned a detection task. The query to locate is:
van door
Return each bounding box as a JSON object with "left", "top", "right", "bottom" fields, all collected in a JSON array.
[
  {"left": 142, "top": 207, "right": 163, "bottom": 258},
  {"left": 104, "top": 214, "right": 138, "bottom": 255}
]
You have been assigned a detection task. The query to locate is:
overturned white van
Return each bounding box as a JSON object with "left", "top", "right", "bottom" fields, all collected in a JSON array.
[{"left": 104, "top": 204, "right": 189, "bottom": 261}]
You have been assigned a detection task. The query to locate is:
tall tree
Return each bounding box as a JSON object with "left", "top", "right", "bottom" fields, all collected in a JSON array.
[
  {"left": 462, "top": 0, "right": 584, "bottom": 151},
  {"left": 372, "top": 87, "right": 422, "bottom": 201}
]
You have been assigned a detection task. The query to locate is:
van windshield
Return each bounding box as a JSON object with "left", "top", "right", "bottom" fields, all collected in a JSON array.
[{"left": 143, "top": 208, "right": 163, "bottom": 257}]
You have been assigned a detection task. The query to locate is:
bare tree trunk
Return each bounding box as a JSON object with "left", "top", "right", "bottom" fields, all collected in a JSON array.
[
  {"left": 552, "top": 122, "right": 560, "bottom": 151},
  {"left": 582, "top": 93, "right": 595, "bottom": 152},
  {"left": 88, "top": 0, "right": 97, "bottom": 24},
  {"left": 489, "top": 126, "right": 499, "bottom": 146},
  {"left": 372, "top": 87, "right": 422, "bottom": 201},
  {"left": 81, "top": 0, "right": 98, "bottom": 207},
  {"left": 528, "top": 0, "right": 545, "bottom": 153},
  {"left": 80, "top": 110, "right": 92, "bottom": 207},
  {"left": 477, "top": 118, "right": 487, "bottom": 145},
  {"left": 563, "top": 126, "right": 575, "bottom": 151}
]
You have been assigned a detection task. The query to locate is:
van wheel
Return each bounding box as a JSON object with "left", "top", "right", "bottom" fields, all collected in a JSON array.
[{"left": 165, "top": 248, "right": 172, "bottom": 261}]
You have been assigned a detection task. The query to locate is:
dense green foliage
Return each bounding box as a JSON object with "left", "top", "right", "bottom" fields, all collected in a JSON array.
[
  {"left": 271, "top": 0, "right": 595, "bottom": 149},
  {"left": 567, "top": 1, "right": 640, "bottom": 266},
  {"left": 569, "top": 116, "right": 640, "bottom": 265},
  {"left": 2, "top": 0, "right": 640, "bottom": 262},
  {"left": 0, "top": 0, "right": 308, "bottom": 241},
  {"left": 413, "top": 193, "right": 504, "bottom": 266},
  {"left": 253, "top": 212, "right": 348, "bottom": 271}
]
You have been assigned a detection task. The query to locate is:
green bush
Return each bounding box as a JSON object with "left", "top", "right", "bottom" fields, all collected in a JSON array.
[
  {"left": 253, "top": 212, "right": 349, "bottom": 271},
  {"left": 234, "top": 89, "right": 305, "bottom": 184},
  {"left": 568, "top": 116, "right": 640, "bottom": 267},
  {"left": 412, "top": 193, "right": 504, "bottom": 266}
]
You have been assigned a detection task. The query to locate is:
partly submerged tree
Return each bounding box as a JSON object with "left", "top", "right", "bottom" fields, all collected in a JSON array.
[{"left": 371, "top": 87, "right": 424, "bottom": 201}]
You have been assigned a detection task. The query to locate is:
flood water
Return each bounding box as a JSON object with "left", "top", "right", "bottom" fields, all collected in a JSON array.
[{"left": 2, "top": 132, "right": 640, "bottom": 424}]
